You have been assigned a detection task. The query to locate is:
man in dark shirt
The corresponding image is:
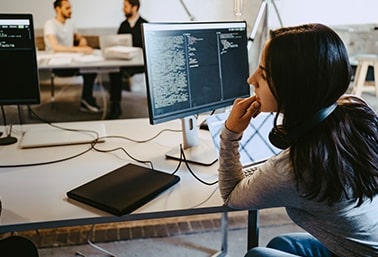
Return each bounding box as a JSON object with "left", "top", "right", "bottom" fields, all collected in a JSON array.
[{"left": 107, "top": 0, "right": 148, "bottom": 119}]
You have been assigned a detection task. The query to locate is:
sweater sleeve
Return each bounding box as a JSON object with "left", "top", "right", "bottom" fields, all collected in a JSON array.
[{"left": 218, "top": 125, "right": 298, "bottom": 210}]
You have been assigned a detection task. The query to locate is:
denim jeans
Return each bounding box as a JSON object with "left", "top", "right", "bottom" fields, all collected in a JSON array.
[{"left": 245, "top": 233, "right": 334, "bottom": 257}]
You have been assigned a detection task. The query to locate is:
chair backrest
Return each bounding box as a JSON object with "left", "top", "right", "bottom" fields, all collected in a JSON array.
[
  {"left": 36, "top": 35, "right": 100, "bottom": 51},
  {"left": 35, "top": 36, "right": 45, "bottom": 50}
]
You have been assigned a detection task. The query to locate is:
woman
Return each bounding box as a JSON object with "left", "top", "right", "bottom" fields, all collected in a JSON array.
[{"left": 218, "top": 23, "right": 378, "bottom": 257}]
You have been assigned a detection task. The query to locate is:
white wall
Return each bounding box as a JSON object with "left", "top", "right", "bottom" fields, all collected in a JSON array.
[
  {"left": 0, "top": 0, "right": 257, "bottom": 29},
  {"left": 271, "top": 0, "right": 378, "bottom": 28},
  {"left": 1, "top": 0, "right": 378, "bottom": 31}
]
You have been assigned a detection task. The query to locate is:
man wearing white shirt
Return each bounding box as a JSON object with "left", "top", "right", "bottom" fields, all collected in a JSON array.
[{"left": 44, "top": 0, "right": 101, "bottom": 113}]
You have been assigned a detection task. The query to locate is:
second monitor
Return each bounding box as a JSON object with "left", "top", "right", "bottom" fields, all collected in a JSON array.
[{"left": 142, "top": 21, "right": 250, "bottom": 165}]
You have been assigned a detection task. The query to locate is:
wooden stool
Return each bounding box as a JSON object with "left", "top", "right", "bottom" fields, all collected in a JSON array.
[{"left": 352, "top": 54, "right": 378, "bottom": 97}]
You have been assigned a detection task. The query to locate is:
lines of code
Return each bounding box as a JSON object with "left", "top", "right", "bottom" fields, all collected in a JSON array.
[
  {"left": 143, "top": 23, "right": 250, "bottom": 123},
  {"left": 0, "top": 27, "right": 31, "bottom": 49},
  {"left": 148, "top": 34, "right": 189, "bottom": 109}
]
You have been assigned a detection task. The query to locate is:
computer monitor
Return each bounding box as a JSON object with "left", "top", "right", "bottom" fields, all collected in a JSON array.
[
  {"left": 142, "top": 21, "right": 250, "bottom": 165},
  {"left": 0, "top": 13, "right": 40, "bottom": 106}
]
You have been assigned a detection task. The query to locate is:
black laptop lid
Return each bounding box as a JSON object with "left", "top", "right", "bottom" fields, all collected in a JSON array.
[{"left": 67, "top": 163, "right": 180, "bottom": 216}]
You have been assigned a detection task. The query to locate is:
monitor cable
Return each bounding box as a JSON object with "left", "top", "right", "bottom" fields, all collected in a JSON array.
[
  {"left": 0, "top": 106, "right": 18, "bottom": 146},
  {"left": 178, "top": 144, "right": 218, "bottom": 186},
  {"left": 0, "top": 108, "right": 101, "bottom": 168}
]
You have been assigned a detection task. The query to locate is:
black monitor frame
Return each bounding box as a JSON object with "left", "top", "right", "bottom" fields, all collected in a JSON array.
[
  {"left": 142, "top": 21, "right": 250, "bottom": 165},
  {"left": 0, "top": 13, "right": 40, "bottom": 106}
]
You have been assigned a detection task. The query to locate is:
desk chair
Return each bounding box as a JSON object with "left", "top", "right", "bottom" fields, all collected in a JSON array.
[
  {"left": 48, "top": 70, "right": 109, "bottom": 119},
  {"left": 351, "top": 54, "right": 378, "bottom": 97},
  {"left": 49, "top": 68, "right": 82, "bottom": 105}
]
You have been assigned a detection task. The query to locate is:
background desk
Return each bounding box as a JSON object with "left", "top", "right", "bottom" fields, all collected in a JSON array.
[
  {"left": 37, "top": 50, "right": 145, "bottom": 118},
  {"left": 37, "top": 49, "right": 144, "bottom": 71},
  {"left": 0, "top": 118, "right": 259, "bottom": 252}
]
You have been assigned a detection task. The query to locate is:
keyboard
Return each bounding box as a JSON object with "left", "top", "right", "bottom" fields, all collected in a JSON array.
[{"left": 242, "top": 160, "right": 266, "bottom": 177}]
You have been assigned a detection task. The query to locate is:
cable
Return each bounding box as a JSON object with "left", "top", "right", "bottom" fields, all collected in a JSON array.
[
  {"left": 90, "top": 128, "right": 183, "bottom": 171},
  {"left": 75, "top": 224, "right": 117, "bottom": 257},
  {"left": 0, "top": 144, "right": 95, "bottom": 168},
  {"left": 191, "top": 185, "right": 219, "bottom": 208},
  {"left": 97, "top": 128, "right": 181, "bottom": 144},
  {"left": 91, "top": 141, "right": 154, "bottom": 170},
  {"left": 28, "top": 107, "right": 101, "bottom": 137},
  {"left": 179, "top": 144, "right": 218, "bottom": 186},
  {"left": 1, "top": 105, "right": 7, "bottom": 126},
  {"left": 0, "top": 108, "right": 101, "bottom": 168}
]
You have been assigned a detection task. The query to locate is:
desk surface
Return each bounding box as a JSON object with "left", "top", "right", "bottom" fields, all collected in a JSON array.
[
  {"left": 0, "top": 118, "right": 228, "bottom": 233},
  {"left": 37, "top": 49, "right": 144, "bottom": 70}
]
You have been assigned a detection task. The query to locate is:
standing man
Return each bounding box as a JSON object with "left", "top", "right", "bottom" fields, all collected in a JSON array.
[
  {"left": 44, "top": 0, "right": 101, "bottom": 113},
  {"left": 107, "top": 0, "right": 148, "bottom": 119}
]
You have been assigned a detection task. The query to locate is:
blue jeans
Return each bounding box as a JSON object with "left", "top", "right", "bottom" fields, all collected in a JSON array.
[{"left": 245, "top": 233, "right": 334, "bottom": 257}]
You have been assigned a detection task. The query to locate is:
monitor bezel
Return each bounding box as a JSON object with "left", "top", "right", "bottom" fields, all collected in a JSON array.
[
  {"left": 0, "top": 13, "right": 40, "bottom": 106},
  {"left": 142, "top": 21, "right": 251, "bottom": 125}
]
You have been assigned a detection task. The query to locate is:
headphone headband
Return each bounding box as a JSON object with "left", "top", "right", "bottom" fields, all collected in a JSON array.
[{"left": 269, "top": 103, "right": 338, "bottom": 149}]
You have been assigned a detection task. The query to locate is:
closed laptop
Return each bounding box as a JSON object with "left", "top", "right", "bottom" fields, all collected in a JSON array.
[
  {"left": 99, "top": 34, "right": 139, "bottom": 59},
  {"left": 67, "top": 163, "right": 180, "bottom": 216}
]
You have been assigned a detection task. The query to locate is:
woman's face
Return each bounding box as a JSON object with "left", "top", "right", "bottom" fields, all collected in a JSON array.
[{"left": 247, "top": 43, "right": 278, "bottom": 113}]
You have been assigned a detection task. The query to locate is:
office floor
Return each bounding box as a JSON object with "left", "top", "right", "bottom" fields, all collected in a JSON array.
[
  {"left": 2, "top": 73, "right": 149, "bottom": 125},
  {"left": 37, "top": 209, "right": 305, "bottom": 257},
  {"left": 2, "top": 73, "right": 378, "bottom": 256}
]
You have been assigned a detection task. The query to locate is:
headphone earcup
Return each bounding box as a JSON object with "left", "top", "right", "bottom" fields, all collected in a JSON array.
[{"left": 268, "top": 125, "right": 292, "bottom": 150}]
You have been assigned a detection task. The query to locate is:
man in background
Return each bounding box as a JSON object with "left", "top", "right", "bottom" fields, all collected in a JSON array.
[
  {"left": 107, "top": 0, "right": 148, "bottom": 119},
  {"left": 44, "top": 0, "right": 101, "bottom": 113}
]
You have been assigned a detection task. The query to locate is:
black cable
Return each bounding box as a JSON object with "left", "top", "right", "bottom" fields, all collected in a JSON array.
[
  {"left": 179, "top": 144, "right": 218, "bottom": 186},
  {"left": 1, "top": 105, "right": 7, "bottom": 126},
  {"left": 89, "top": 127, "right": 183, "bottom": 171},
  {"left": 0, "top": 144, "right": 95, "bottom": 168},
  {"left": 0, "top": 108, "right": 102, "bottom": 168},
  {"left": 91, "top": 142, "right": 154, "bottom": 170}
]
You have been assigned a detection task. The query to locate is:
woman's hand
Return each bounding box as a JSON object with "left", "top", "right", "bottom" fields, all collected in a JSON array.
[{"left": 225, "top": 95, "right": 261, "bottom": 133}]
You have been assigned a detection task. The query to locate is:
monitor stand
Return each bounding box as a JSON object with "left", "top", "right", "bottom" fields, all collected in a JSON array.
[
  {"left": 0, "top": 124, "right": 18, "bottom": 146},
  {"left": 165, "top": 115, "right": 218, "bottom": 166}
]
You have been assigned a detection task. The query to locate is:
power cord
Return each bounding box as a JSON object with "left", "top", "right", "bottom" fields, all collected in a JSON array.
[
  {"left": 75, "top": 224, "right": 117, "bottom": 257},
  {"left": 0, "top": 108, "right": 101, "bottom": 168},
  {"left": 171, "top": 144, "right": 218, "bottom": 186}
]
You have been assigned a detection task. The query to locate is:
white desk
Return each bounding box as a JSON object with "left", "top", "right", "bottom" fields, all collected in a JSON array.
[
  {"left": 0, "top": 118, "right": 258, "bottom": 252},
  {"left": 37, "top": 49, "right": 144, "bottom": 71},
  {"left": 0, "top": 118, "right": 255, "bottom": 254}
]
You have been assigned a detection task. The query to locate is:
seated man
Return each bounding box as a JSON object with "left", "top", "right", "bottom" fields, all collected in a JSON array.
[
  {"left": 107, "top": 0, "right": 148, "bottom": 119},
  {"left": 44, "top": 0, "right": 101, "bottom": 113}
]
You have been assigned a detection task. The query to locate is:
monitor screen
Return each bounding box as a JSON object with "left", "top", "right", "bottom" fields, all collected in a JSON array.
[
  {"left": 142, "top": 21, "right": 250, "bottom": 125},
  {"left": 142, "top": 21, "right": 250, "bottom": 165},
  {"left": 0, "top": 13, "right": 40, "bottom": 105}
]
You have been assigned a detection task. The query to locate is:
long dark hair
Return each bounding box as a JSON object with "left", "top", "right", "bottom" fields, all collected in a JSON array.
[{"left": 265, "top": 23, "right": 378, "bottom": 206}]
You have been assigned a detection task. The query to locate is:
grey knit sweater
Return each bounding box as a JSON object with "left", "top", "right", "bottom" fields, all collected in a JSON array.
[{"left": 218, "top": 126, "right": 378, "bottom": 257}]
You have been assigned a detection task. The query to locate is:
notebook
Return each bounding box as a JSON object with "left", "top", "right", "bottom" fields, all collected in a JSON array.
[
  {"left": 206, "top": 111, "right": 281, "bottom": 167},
  {"left": 19, "top": 123, "right": 106, "bottom": 148},
  {"left": 67, "top": 163, "right": 180, "bottom": 216}
]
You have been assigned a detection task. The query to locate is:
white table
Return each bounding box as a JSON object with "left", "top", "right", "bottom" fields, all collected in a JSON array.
[
  {"left": 0, "top": 118, "right": 260, "bottom": 255},
  {"left": 36, "top": 49, "right": 145, "bottom": 119},
  {"left": 37, "top": 49, "right": 144, "bottom": 71}
]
